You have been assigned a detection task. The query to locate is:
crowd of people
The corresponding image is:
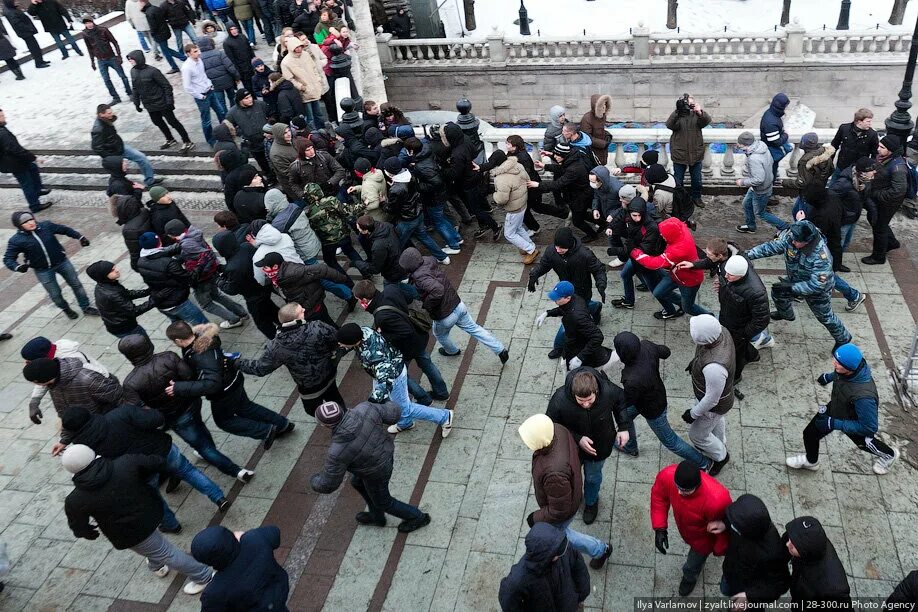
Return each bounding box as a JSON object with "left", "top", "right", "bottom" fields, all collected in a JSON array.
[{"left": 0, "top": 3, "right": 915, "bottom": 602}]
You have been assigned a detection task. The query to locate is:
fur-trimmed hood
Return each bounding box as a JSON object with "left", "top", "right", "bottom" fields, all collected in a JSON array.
[
  {"left": 591, "top": 94, "right": 612, "bottom": 120},
  {"left": 190, "top": 323, "right": 221, "bottom": 353}
]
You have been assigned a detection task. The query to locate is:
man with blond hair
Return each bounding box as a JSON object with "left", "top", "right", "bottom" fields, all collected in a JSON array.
[{"left": 829, "top": 108, "right": 878, "bottom": 186}]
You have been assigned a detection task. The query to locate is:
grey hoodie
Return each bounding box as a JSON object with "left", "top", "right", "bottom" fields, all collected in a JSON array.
[
  {"left": 740, "top": 140, "right": 775, "bottom": 195},
  {"left": 251, "top": 223, "right": 303, "bottom": 284},
  {"left": 265, "top": 189, "right": 322, "bottom": 261},
  {"left": 543, "top": 105, "right": 566, "bottom": 152}
]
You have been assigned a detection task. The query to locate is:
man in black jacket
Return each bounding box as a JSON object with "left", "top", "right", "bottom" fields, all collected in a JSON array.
[
  {"left": 224, "top": 24, "right": 255, "bottom": 92},
  {"left": 0, "top": 109, "right": 53, "bottom": 212},
  {"left": 161, "top": 0, "right": 196, "bottom": 49},
  {"left": 255, "top": 251, "right": 350, "bottom": 326},
  {"left": 546, "top": 367, "right": 629, "bottom": 524},
  {"left": 528, "top": 227, "right": 606, "bottom": 359},
  {"left": 354, "top": 215, "right": 420, "bottom": 301},
  {"left": 238, "top": 302, "right": 342, "bottom": 416},
  {"left": 213, "top": 230, "right": 279, "bottom": 338},
  {"left": 310, "top": 400, "right": 431, "bottom": 533},
  {"left": 442, "top": 123, "right": 500, "bottom": 240},
  {"left": 290, "top": 137, "right": 345, "bottom": 197},
  {"left": 532, "top": 142, "right": 598, "bottom": 241},
  {"left": 829, "top": 108, "right": 878, "bottom": 185},
  {"left": 127, "top": 50, "right": 194, "bottom": 149},
  {"left": 862, "top": 134, "right": 907, "bottom": 265},
  {"left": 61, "top": 445, "right": 214, "bottom": 595},
  {"left": 783, "top": 516, "right": 851, "bottom": 607},
  {"left": 166, "top": 321, "right": 292, "bottom": 449},
  {"left": 91, "top": 104, "right": 159, "bottom": 187},
  {"left": 830, "top": 157, "right": 874, "bottom": 259},
  {"left": 136, "top": 231, "right": 209, "bottom": 325},
  {"left": 609, "top": 197, "right": 665, "bottom": 309},
  {"left": 87, "top": 260, "right": 154, "bottom": 338},
  {"left": 82, "top": 16, "right": 133, "bottom": 105},
  {"left": 27, "top": 0, "right": 82, "bottom": 59},
  {"left": 403, "top": 137, "right": 463, "bottom": 253},
  {"left": 536, "top": 281, "right": 616, "bottom": 374},
  {"left": 139, "top": 0, "right": 185, "bottom": 72},
  {"left": 383, "top": 157, "right": 451, "bottom": 263},
  {"left": 225, "top": 91, "right": 275, "bottom": 180},
  {"left": 3, "top": 0, "right": 50, "bottom": 68}
]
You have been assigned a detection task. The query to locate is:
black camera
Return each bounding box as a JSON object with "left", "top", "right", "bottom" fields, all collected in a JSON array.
[{"left": 676, "top": 93, "right": 695, "bottom": 115}]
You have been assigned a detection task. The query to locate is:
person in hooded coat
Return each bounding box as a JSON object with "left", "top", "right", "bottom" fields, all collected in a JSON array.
[
  {"left": 579, "top": 94, "right": 612, "bottom": 166},
  {"left": 715, "top": 494, "right": 790, "bottom": 604},
  {"left": 224, "top": 23, "right": 255, "bottom": 92},
  {"left": 191, "top": 525, "right": 290, "bottom": 612},
  {"left": 109, "top": 194, "right": 154, "bottom": 270},
  {"left": 609, "top": 196, "right": 665, "bottom": 309},
  {"left": 232, "top": 169, "right": 268, "bottom": 222},
  {"left": 498, "top": 523, "right": 591, "bottom": 612},
  {"left": 279, "top": 36, "right": 326, "bottom": 130},
  {"left": 246, "top": 218, "right": 303, "bottom": 283},
  {"left": 784, "top": 516, "right": 851, "bottom": 607},
  {"left": 269, "top": 123, "right": 298, "bottom": 198},
  {"left": 102, "top": 156, "right": 144, "bottom": 199},
  {"left": 3, "top": 0, "right": 49, "bottom": 68},
  {"left": 128, "top": 49, "right": 195, "bottom": 150},
  {"left": 505, "top": 134, "right": 568, "bottom": 231},
  {"left": 760, "top": 92, "right": 791, "bottom": 179},
  {"left": 264, "top": 187, "right": 321, "bottom": 259},
  {"left": 87, "top": 260, "right": 154, "bottom": 338},
  {"left": 218, "top": 149, "right": 253, "bottom": 212},
  {"left": 213, "top": 229, "right": 278, "bottom": 338},
  {"left": 589, "top": 165, "right": 624, "bottom": 227},
  {"left": 442, "top": 123, "right": 500, "bottom": 239},
  {"left": 212, "top": 123, "right": 240, "bottom": 162},
  {"left": 533, "top": 142, "right": 598, "bottom": 241},
  {"left": 542, "top": 105, "right": 566, "bottom": 154},
  {"left": 197, "top": 35, "right": 240, "bottom": 109}
]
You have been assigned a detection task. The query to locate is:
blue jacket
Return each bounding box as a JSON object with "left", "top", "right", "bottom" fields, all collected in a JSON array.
[
  {"left": 4, "top": 221, "right": 82, "bottom": 271},
  {"left": 760, "top": 93, "right": 789, "bottom": 148},
  {"left": 745, "top": 221, "right": 835, "bottom": 296},
  {"left": 191, "top": 525, "right": 290, "bottom": 612},
  {"left": 590, "top": 165, "right": 624, "bottom": 218},
  {"left": 821, "top": 362, "right": 878, "bottom": 437}
]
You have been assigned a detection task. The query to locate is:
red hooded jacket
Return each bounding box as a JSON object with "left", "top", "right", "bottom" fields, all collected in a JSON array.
[
  {"left": 630, "top": 217, "right": 704, "bottom": 287},
  {"left": 650, "top": 464, "right": 732, "bottom": 556}
]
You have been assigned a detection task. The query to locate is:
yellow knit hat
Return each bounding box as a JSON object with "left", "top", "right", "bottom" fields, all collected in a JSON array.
[{"left": 518, "top": 414, "right": 555, "bottom": 451}]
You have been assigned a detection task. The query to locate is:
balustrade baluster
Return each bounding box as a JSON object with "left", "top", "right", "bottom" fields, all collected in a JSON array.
[{"left": 721, "top": 144, "right": 736, "bottom": 177}]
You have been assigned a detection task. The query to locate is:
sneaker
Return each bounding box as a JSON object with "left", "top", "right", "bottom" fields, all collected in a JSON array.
[
  {"left": 278, "top": 421, "right": 296, "bottom": 436},
  {"left": 387, "top": 422, "right": 416, "bottom": 434},
  {"left": 873, "top": 447, "right": 899, "bottom": 475},
  {"left": 160, "top": 139, "right": 177, "bottom": 149},
  {"left": 473, "top": 226, "right": 490, "bottom": 240},
  {"left": 159, "top": 522, "right": 182, "bottom": 534},
  {"left": 522, "top": 249, "right": 540, "bottom": 265},
  {"left": 148, "top": 561, "right": 170, "bottom": 578},
  {"left": 36, "top": 61, "right": 51, "bottom": 68},
  {"left": 263, "top": 424, "right": 278, "bottom": 450},
  {"left": 498, "top": 349, "right": 509, "bottom": 364},
  {"left": 547, "top": 347, "right": 563, "bottom": 360},
  {"left": 861, "top": 255, "right": 886, "bottom": 266},
  {"left": 785, "top": 454, "right": 819, "bottom": 471},
  {"left": 439, "top": 256, "right": 451, "bottom": 265},
  {"left": 736, "top": 224, "right": 756, "bottom": 234},
  {"left": 355, "top": 511, "right": 386, "bottom": 526},
  {"left": 438, "top": 347, "right": 461, "bottom": 357},
  {"left": 526, "top": 228, "right": 536, "bottom": 237},
  {"left": 183, "top": 573, "right": 214, "bottom": 595},
  {"left": 770, "top": 310, "right": 795, "bottom": 321},
  {"left": 220, "top": 319, "right": 244, "bottom": 329},
  {"left": 166, "top": 68, "right": 179, "bottom": 74},
  {"left": 397, "top": 512, "right": 431, "bottom": 533},
  {"left": 181, "top": 141, "right": 196, "bottom": 152},
  {"left": 441, "top": 410, "right": 455, "bottom": 438},
  {"left": 236, "top": 468, "right": 255, "bottom": 483},
  {"left": 165, "top": 474, "right": 181, "bottom": 493},
  {"left": 607, "top": 258, "right": 624, "bottom": 269},
  {"left": 708, "top": 453, "right": 730, "bottom": 476},
  {"left": 63, "top": 308, "right": 79, "bottom": 320},
  {"left": 692, "top": 197, "right": 706, "bottom": 209},
  {"left": 653, "top": 308, "right": 684, "bottom": 320},
  {"left": 589, "top": 543, "right": 613, "bottom": 570},
  {"left": 611, "top": 298, "right": 634, "bottom": 310},
  {"left": 678, "top": 577, "right": 697, "bottom": 596},
  {"left": 583, "top": 502, "right": 598, "bottom": 525},
  {"left": 82, "top": 306, "right": 100, "bottom": 316},
  {"left": 217, "top": 498, "right": 231, "bottom": 512},
  {"left": 845, "top": 293, "right": 867, "bottom": 312},
  {"left": 751, "top": 334, "right": 775, "bottom": 350},
  {"left": 442, "top": 246, "right": 461, "bottom": 255}
]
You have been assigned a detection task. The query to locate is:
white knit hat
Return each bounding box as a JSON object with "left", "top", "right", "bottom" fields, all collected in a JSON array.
[
  {"left": 61, "top": 444, "right": 97, "bottom": 474},
  {"left": 518, "top": 414, "right": 555, "bottom": 451},
  {"left": 724, "top": 255, "right": 749, "bottom": 277}
]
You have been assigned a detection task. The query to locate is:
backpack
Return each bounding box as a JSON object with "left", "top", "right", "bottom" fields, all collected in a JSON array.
[
  {"left": 890, "top": 157, "right": 918, "bottom": 200},
  {"left": 375, "top": 304, "right": 433, "bottom": 333},
  {"left": 651, "top": 180, "right": 696, "bottom": 224}
]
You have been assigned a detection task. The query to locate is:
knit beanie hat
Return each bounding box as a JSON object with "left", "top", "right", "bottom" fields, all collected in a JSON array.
[
  {"left": 20, "top": 336, "right": 53, "bottom": 360},
  {"left": 251, "top": 58, "right": 265, "bottom": 69},
  {"left": 553, "top": 141, "right": 571, "bottom": 158},
  {"left": 235, "top": 89, "right": 252, "bottom": 104},
  {"left": 800, "top": 132, "right": 820, "bottom": 151},
  {"left": 881, "top": 133, "right": 902, "bottom": 153},
  {"left": 149, "top": 186, "right": 169, "bottom": 202},
  {"left": 723, "top": 255, "right": 748, "bottom": 277},
  {"left": 644, "top": 163, "right": 667, "bottom": 185},
  {"left": 488, "top": 150, "right": 507, "bottom": 167},
  {"left": 618, "top": 184, "right": 637, "bottom": 201},
  {"left": 61, "top": 405, "right": 92, "bottom": 433},
  {"left": 855, "top": 156, "right": 877, "bottom": 172},
  {"left": 689, "top": 314, "right": 722, "bottom": 345},
  {"left": 833, "top": 342, "right": 863, "bottom": 371},
  {"left": 737, "top": 131, "right": 756, "bottom": 146},
  {"left": 61, "top": 444, "right": 97, "bottom": 474},
  {"left": 81, "top": 13, "right": 94, "bottom": 22},
  {"left": 674, "top": 460, "right": 701, "bottom": 490},
  {"left": 337, "top": 323, "right": 363, "bottom": 345},
  {"left": 11, "top": 211, "right": 34, "bottom": 227},
  {"left": 641, "top": 149, "right": 659, "bottom": 167},
  {"left": 23, "top": 358, "right": 61, "bottom": 383},
  {"left": 87, "top": 260, "right": 115, "bottom": 283},
  {"left": 138, "top": 231, "right": 160, "bottom": 250},
  {"left": 383, "top": 156, "right": 403, "bottom": 176},
  {"left": 315, "top": 401, "right": 345, "bottom": 426},
  {"left": 518, "top": 414, "right": 555, "bottom": 451},
  {"left": 163, "top": 219, "right": 187, "bottom": 236},
  {"left": 354, "top": 158, "right": 372, "bottom": 174},
  {"left": 554, "top": 227, "right": 575, "bottom": 249}
]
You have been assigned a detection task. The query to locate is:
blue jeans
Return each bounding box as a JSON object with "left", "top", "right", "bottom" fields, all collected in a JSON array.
[
  {"left": 12, "top": 162, "right": 44, "bottom": 211},
  {"left": 302, "top": 99, "right": 326, "bottom": 131},
  {"left": 351, "top": 474, "right": 422, "bottom": 521},
  {"left": 622, "top": 406, "right": 711, "bottom": 469},
  {"left": 50, "top": 29, "right": 80, "bottom": 56},
  {"left": 672, "top": 161, "right": 703, "bottom": 199},
  {"left": 383, "top": 279, "right": 420, "bottom": 302},
  {"left": 239, "top": 18, "right": 256, "bottom": 43},
  {"left": 122, "top": 144, "right": 155, "bottom": 186},
  {"left": 168, "top": 402, "right": 241, "bottom": 477},
  {"left": 553, "top": 300, "right": 601, "bottom": 350},
  {"left": 304, "top": 257, "right": 353, "bottom": 301},
  {"left": 113, "top": 325, "right": 149, "bottom": 339},
  {"left": 742, "top": 188, "right": 786, "bottom": 231},
  {"left": 840, "top": 223, "right": 855, "bottom": 250},
  {"left": 156, "top": 40, "right": 185, "bottom": 70},
  {"left": 434, "top": 301, "right": 505, "bottom": 355},
  {"left": 834, "top": 276, "right": 860, "bottom": 303},
  {"left": 396, "top": 214, "right": 448, "bottom": 261},
  {"left": 194, "top": 90, "right": 228, "bottom": 146},
  {"left": 34, "top": 259, "right": 90, "bottom": 311},
  {"left": 148, "top": 472, "right": 181, "bottom": 530},
  {"left": 163, "top": 443, "right": 224, "bottom": 504},
  {"left": 583, "top": 458, "right": 605, "bottom": 506},
  {"left": 98, "top": 58, "right": 132, "bottom": 100},
  {"left": 379, "top": 369, "right": 450, "bottom": 430},
  {"left": 426, "top": 204, "right": 461, "bottom": 249},
  {"left": 160, "top": 299, "right": 209, "bottom": 325},
  {"left": 171, "top": 24, "right": 197, "bottom": 49},
  {"left": 136, "top": 30, "right": 151, "bottom": 52},
  {"left": 556, "top": 518, "right": 608, "bottom": 558},
  {"left": 211, "top": 379, "right": 289, "bottom": 440},
  {"left": 652, "top": 276, "right": 711, "bottom": 316},
  {"left": 621, "top": 259, "right": 661, "bottom": 305}
]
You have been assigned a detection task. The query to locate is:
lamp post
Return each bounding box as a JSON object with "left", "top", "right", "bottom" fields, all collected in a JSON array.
[
  {"left": 885, "top": 11, "right": 918, "bottom": 142},
  {"left": 836, "top": 0, "right": 851, "bottom": 30},
  {"left": 514, "top": 0, "right": 532, "bottom": 36}
]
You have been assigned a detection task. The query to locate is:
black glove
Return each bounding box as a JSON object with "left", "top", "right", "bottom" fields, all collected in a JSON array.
[
  {"left": 527, "top": 278, "right": 538, "bottom": 293},
  {"left": 29, "top": 400, "right": 43, "bottom": 424},
  {"left": 681, "top": 409, "right": 696, "bottom": 424},
  {"left": 654, "top": 528, "right": 669, "bottom": 554},
  {"left": 526, "top": 512, "right": 535, "bottom": 528},
  {"left": 79, "top": 237, "right": 90, "bottom": 247},
  {"left": 816, "top": 373, "right": 833, "bottom": 386},
  {"left": 599, "top": 290, "right": 606, "bottom": 303},
  {"left": 136, "top": 105, "right": 143, "bottom": 113},
  {"left": 772, "top": 281, "right": 794, "bottom": 299},
  {"left": 15, "top": 264, "right": 28, "bottom": 273},
  {"left": 81, "top": 528, "right": 100, "bottom": 540}
]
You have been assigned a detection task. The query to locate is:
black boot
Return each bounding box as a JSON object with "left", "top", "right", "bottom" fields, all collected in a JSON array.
[{"left": 11, "top": 66, "right": 25, "bottom": 80}]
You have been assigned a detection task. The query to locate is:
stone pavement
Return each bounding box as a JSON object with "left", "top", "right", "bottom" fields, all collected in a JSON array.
[{"left": 0, "top": 195, "right": 915, "bottom": 611}]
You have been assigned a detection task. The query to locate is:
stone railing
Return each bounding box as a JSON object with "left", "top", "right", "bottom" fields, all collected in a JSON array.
[{"left": 378, "top": 22, "right": 912, "bottom": 67}]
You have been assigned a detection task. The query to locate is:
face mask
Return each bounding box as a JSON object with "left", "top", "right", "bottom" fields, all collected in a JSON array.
[
  {"left": 589, "top": 180, "right": 600, "bottom": 189},
  {"left": 358, "top": 298, "right": 371, "bottom": 310}
]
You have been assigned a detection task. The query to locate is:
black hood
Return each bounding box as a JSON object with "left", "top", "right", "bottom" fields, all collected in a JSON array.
[
  {"left": 524, "top": 522, "right": 568, "bottom": 574},
  {"left": 363, "top": 127, "right": 383, "bottom": 147},
  {"left": 212, "top": 230, "right": 239, "bottom": 259},
  {"left": 114, "top": 195, "right": 144, "bottom": 225},
  {"left": 219, "top": 149, "right": 248, "bottom": 172},
  {"left": 191, "top": 525, "right": 240, "bottom": 571},
  {"left": 72, "top": 457, "right": 112, "bottom": 491},
  {"left": 785, "top": 516, "right": 828, "bottom": 560},
  {"left": 444, "top": 123, "right": 464, "bottom": 147},
  {"left": 118, "top": 333, "right": 155, "bottom": 366},
  {"left": 613, "top": 331, "right": 641, "bottom": 365},
  {"left": 726, "top": 494, "right": 774, "bottom": 540},
  {"left": 127, "top": 49, "right": 146, "bottom": 68},
  {"left": 63, "top": 409, "right": 108, "bottom": 451},
  {"left": 212, "top": 123, "right": 234, "bottom": 143},
  {"left": 102, "top": 155, "right": 125, "bottom": 177}
]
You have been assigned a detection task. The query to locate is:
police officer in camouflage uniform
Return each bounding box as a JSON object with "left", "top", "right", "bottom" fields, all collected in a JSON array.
[{"left": 745, "top": 220, "right": 852, "bottom": 350}]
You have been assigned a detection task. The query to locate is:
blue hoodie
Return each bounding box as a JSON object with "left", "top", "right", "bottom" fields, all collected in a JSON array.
[
  {"left": 760, "top": 93, "right": 790, "bottom": 148},
  {"left": 191, "top": 525, "right": 290, "bottom": 612},
  {"left": 821, "top": 361, "right": 878, "bottom": 437},
  {"left": 589, "top": 165, "right": 624, "bottom": 218}
]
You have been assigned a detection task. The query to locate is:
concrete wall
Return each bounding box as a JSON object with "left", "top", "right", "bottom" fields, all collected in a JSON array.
[{"left": 382, "top": 62, "right": 904, "bottom": 128}]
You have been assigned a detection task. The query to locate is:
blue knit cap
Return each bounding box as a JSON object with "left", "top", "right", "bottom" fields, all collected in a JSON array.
[
  {"left": 138, "top": 232, "right": 160, "bottom": 250},
  {"left": 833, "top": 343, "right": 863, "bottom": 371}
]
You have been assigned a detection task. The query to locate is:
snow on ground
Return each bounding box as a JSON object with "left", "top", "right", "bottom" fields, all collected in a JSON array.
[{"left": 440, "top": 0, "right": 918, "bottom": 38}]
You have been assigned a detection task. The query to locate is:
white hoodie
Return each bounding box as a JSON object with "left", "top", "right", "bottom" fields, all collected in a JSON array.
[
  {"left": 251, "top": 224, "right": 304, "bottom": 284},
  {"left": 29, "top": 339, "right": 109, "bottom": 408}
]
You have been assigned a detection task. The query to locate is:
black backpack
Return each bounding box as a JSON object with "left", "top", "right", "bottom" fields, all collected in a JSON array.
[{"left": 651, "top": 179, "right": 695, "bottom": 223}]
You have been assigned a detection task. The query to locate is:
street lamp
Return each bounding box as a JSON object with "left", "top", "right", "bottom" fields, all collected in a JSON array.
[
  {"left": 513, "top": 0, "right": 532, "bottom": 36},
  {"left": 886, "top": 11, "right": 918, "bottom": 142},
  {"left": 836, "top": 0, "right": 851, "bottom": 30}
]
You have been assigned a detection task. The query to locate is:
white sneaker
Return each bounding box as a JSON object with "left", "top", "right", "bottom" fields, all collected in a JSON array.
[
  {"left": 236, "top": 468, "right": 255, "bottom": 483},
  {"left": 192, "top": 449, "right": 203, "bottom": 460},
  {"left": 220, "top": 319, "right": 244, "bottom": 329},
  {"left": 873, "top": 447, "right": 900, "bottom": 475},
  {"left": 148, "top": 561, "right": 170, "bottom": 578},
  {"left": 751, "top": 334, "right": 775, "bottom": 350},
  {"left": 527, "top": 229, "right": 536, "bottom": 237},
  {"left": 336, "top": 247, "right": 343, "bottom": 255},
  {"left": 442, "top": 246, "right": 461, "bottom": 255},
  {"left": 786, "top": 454, "right": 819, "bottom": 471},
  {"left": 440, "top": 256, "right": 451, "bottom": 265},
  {"left": 441, "top": 409, "right": 455, "bottom": 438},
  {"left": 387, "top": 422, "right": 416, "bottom": 434},
  {"left": 607, "top": 259, "right": 624, "bottom": 269},
  {"left": 183, "top": 572, "right": 214, "bottom": 595}
]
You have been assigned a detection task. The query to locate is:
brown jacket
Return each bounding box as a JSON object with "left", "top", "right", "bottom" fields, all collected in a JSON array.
[
  {"left": 783, "top": 145, "right": 836, "bottom": 190},
  {"left": 666, "top": 109, "right": 712, "bottom": 165},
  {"left": 531, "top": 423, "right": 583, "bottom": 524},
  {"left": 579, "top": 94, "right": 612, "bottom": 165},
  {"left": 491, "top": 157, "right": 529, "bottom": 213}
]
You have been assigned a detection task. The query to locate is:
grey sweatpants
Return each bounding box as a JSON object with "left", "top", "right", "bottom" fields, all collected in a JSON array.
[
  {"left": 688, "top": 412, "right": 727, "bottom": 462},
  {"left": 130, "top": 529, "right": 212, "bottom": 584}
]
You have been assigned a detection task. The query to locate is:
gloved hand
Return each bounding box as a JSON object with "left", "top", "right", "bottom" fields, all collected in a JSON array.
[
  {"left": 816, "top": 373, "right": 833, "bottom": 386},
  {"left": 772, "top": 281, "right": 794, "bottom": 299},
  {"left": 29, "top": 400, "right": 43, "bottom": 425},
  {"left": 535, "top": 311, "right": 548, "bottom": 328},
  {"left": 598, "top": 290, "right": 606, "bottom": 303},
  {"left": 136, "top": 105, "right": 143, "bottom": 113},
  {"left": 622, "top": 239, "right": 635, "bottom": 254},
  {"left": 654, "top": 528, "right": 669, "bottom": 554},
  {"left": 15, "top": 264, "right": 29, "bottom": 273},
  {"left": 81, "top": 528, "right": 100, "bottom": 540},
  {"left": 527, "top": 277, "right": 538, "bottom": 293},
  {"left": 813, "top": 412, "right": 833, "bottom": 435},
  {"left": 79, "top": 237, "right": 90, "bottom": 247},
  {"left": 681, "top": 409, "right": 696, "bottom": 424},
  {"left": 526, "top": 512, "right": 535, "bottom": 528},
  {"left": 568, "top": 356, "right": 583, "bottom": 370}
]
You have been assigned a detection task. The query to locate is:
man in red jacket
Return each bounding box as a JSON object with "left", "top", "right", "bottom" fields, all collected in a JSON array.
[{"left": 650, "top": 461, "right": 732, "bottom": 596}]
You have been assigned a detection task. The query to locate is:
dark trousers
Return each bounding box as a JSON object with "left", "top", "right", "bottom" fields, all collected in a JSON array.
[
  {"left": 726, "top": 326, "right": 757, "bottom": 381},
  {"left": 246, "top": 294, "right": 279, "bottom": 339},
  {"left": 570, "top": 205, "right": 598, "bottom": 239},
  {"left": 248, "top": 144, "right": 276, "bottom": 182},
  {"left": 210, "top": 379, "right": 289, "bottom": 439},
  {"left": 12, "top": 162, "right": 45, "bottom": 211},
  {"left": 802, "top": 412, "right": 895, "bottom": 464},
  {"left": 869, "top": 204, "right": 900, "bottom": 261},
  {"left": 148, "top": 108, "right": 191, "bottom": 143},
  {"left": 321, "top": 237, "right": 362, "bottom": 275},
  {"left": 168, "top": 402, "right": 240, "bottom": 477},
  {"left": 299, "top": 377, "right": 345, "bottom": 416},
  {"left": 307, "top": 301, "right": 336, "bottom": 327},
  {"left": 462, "top": 185, "right": 498, "bottom": 231},
  {"left": 22, "top": 35, "right": 45, "bottom": 64},
  {"left": 351, "top": 474, "right": 422, "bottom": 521},
  {"left": 673, "top": 161, "right": 703, "bottom": 200}
]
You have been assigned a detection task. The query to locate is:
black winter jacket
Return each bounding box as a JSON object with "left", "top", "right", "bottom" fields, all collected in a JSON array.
[
  {"left": 162, "top": 0, "right": 194, "bottom": 28},
  {"left": 140, "top": 3, "right": 171, "bottom": 42},
  {"left": 64, "top": 404, "right": 172, "bottom": 459},
  {"left": 0, "top": 124, "right": 36, "bottom": 173},
  {"left": 784, "top": 516, "right": 851, "bottom": 606},
  {"left": 694, "top": 251, "right": 769, "bottom": 340},
  {"left": 4, "top": 220, "right": 81, "bottom": 271},
  {"left": 406, "top": 143, "right": 445, "bottom": 193},
  {"left": 238, "top": 318, "right": 339, "bottom": 391},
  {"left": 197, "top": 37, "right": 240, "bottom": 91},
  {"left": 112, "top": 195, "right": 154, "bottom": 270},
  {"left": 137, "top": 246, "right": 193, "bottom": 309},
  {"left": 443, "top": 123, "right": 477, "bottom": 191},
  {"left": 65, "top": 454, "right": 165, "bottom": 549},
  {"left": 275, "top": 80, "right": 306, "bottom": 124},
  {"left": 529, "top": 237, "right": 607, "bottom": 301},
  {"left": 148, "top": 200, "right": 190, "bottom": 241},
  {"left": 3, "top": 4, "right": 38, "bottom": 38},
  {"left": 613, "top": 332, "right": 670, "bottom": 420},
  {"left": 383, "top": 173, "right": 423, "bottom": 221},
  {"left": 869, "top": 155, "right": 908, "bottom": 209},
  {"left": 828, "top": 167, "right": 866, "bottom": 226},
  {"left": 614, "top": 199, "right": 665, "bottom": 260},
  {"left": 290, "top": 151, "right": 346, "bottom": 197},
  {"left": 547, "top": 295, "right": 610, "bottom": 367},
  {"left": 310, "top": 401, "right": 401, "bottom": 492},
  {"left": 103, "top": 155, "right": 142, "bottom": 199},
  {"left": 94, "top": 280, "right": 154, "bottom": 335},
  {"left": 806, "top": 191, "right": 844, "bottom": 271},
  {"left": 399, "top": 248, "right": 460, "bottom": 320},
  {"left": 213, "top": 230, "right": 270, "bottom": 301},
  {"left": 129, "top": 51, "right": 175, "bottom": 111},
  {"left": 539, "top": 154, "right": 593, "bottom": 211},
  {"left": 830, "top": 122, "right": 879, "bottom": 171},
  {"left": 274, "top": 260, "right": 349, "bottom": 313},
  {"left": 91, "top": 117, "right": 124, "bottom": 158},
  {"left": 546, "top": 367, "right": 629, "bottom": 462},
  {"left": 354, "top": 221, "right": 405, "bottom": 282},
  {"left": 120, "top": 335, "right": 196, "bottom": 420},
  {"left": 26, "top": 0, "right": 69, "bottom": 32},
  {"left": 721, "top": 494, "right": 790, "bottom": 602},
  {"left": 173, "top": 323, "right": 242, "bottom": 400},
  {"left": 367, "top": 284, "right": 427, "bottom": 361},
  {"left": 224, "top": 31, "right": 255, "bottom": 76},
  {"left": 233, "top": 186, "right": 268, "bottom": 223}
]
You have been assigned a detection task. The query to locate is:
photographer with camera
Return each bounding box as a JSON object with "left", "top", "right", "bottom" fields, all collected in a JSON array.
[{"left": 666, "top": 94, "right": 711, "bottom": 210}]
